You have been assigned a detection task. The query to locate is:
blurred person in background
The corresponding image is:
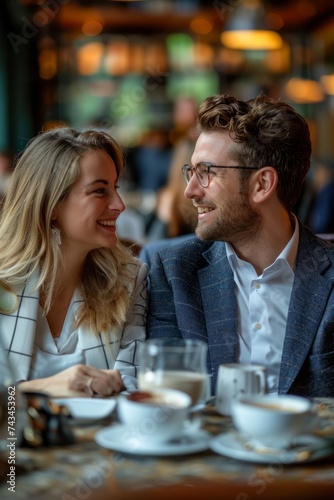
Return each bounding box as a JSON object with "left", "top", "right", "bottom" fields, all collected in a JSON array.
[
  {"left": 308, "top": 159, "right": 334, "bottom": 235},
  {"left": 0, "top": 150, "right": 14, "bottom": 207},
  {"left": 0, "top": 128, "right": 147, "bottom": 397},
  {"left": 125, "top": 127, "right": 172, "bottom": 194},
  {"left": 147, "top": 96, "right": 199, "bottom": 241},
  {"left": 125, "top": 127, "right": 172, "bottom": 238}
]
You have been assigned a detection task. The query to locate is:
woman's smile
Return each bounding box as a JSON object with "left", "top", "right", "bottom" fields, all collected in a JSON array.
[{"left": 97, "top": 219, "right": 117, "bottom": 230}]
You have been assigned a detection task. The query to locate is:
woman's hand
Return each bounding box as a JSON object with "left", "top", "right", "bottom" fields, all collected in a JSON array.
[
  {"left": 68, "top": 365, "right": 124, "bottom": 396},
  {"left": 19, "top": 364, "right": 125, "bottom": 397}
]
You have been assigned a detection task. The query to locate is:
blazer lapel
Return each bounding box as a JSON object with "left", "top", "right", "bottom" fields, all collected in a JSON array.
[
  {"left": 279, "top": 230, "right": 334, "bottom": 393},
  {"left": 74, "top": 290, "right": 120, "bottom": 370},
  {"left": 198, "top": 242, "right": 238, "bottom": 390}
]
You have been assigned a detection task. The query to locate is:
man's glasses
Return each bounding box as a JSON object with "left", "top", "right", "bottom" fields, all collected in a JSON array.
[{"left": 182, "top": 162, "right": 259, "bottom": 188}]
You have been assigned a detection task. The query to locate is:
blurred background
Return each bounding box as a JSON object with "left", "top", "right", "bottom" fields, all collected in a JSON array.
[{"left": 1, "top": 0, "right": 334, "bottom": 242}]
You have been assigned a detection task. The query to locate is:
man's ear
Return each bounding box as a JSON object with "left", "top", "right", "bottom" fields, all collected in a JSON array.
[{"left": 251, "top": 166, "right": 278, "bottom": 204}]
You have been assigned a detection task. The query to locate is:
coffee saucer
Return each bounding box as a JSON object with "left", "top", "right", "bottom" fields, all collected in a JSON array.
[
  {"left": 95, "top": 424, "right": 210, "bottom": 456},
  {"left": 210, "top": 431, "right": 333, "bottom": 464}
]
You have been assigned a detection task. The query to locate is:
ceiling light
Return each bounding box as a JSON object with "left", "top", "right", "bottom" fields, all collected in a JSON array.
[{"left": 221, "top": 0, "right": 283, "bottom": 51}]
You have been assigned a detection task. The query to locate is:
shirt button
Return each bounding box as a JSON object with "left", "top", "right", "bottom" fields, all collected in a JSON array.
[
  {"left": 254, "top": 283, "right": 260, "bottom": 289},
  {"left": 255, "top": 323, "right": 262, "bottom": 330}
]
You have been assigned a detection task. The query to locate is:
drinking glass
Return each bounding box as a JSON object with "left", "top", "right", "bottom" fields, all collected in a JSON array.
[
  {"left": 215, "top": 363, "right": 266, "bottom": 416},
  {"left": 138, "top": 338, "right": 208, "bottom": 406}
]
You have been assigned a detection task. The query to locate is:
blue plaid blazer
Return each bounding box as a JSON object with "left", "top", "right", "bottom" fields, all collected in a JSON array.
[{"left": 147, "top": 223, "right": 334, "bottom": 397}]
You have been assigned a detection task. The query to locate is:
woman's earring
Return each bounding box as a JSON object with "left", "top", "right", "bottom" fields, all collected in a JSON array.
[{"left": 51, "top": 226, "right": 62, "bottom": 246}]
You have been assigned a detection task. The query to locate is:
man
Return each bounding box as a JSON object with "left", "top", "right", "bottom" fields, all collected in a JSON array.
[{"left": 146, "top": 93, "right": 334, "bottom": 397}]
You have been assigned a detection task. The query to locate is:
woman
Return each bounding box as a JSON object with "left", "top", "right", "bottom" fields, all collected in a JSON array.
[{"left": 0, "top": 128, "right": 147, "bottom": 397}]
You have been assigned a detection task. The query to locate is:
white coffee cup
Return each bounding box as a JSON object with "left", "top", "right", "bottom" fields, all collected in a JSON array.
[
  {"left": 117, "top": 388, "right": 192, "bottom": 442},
  {"left": 231, "top": 394, "right": 318, "bottom": 449},
  {"left": 215, "top": 363, "right": 266, "bottom": 416}
]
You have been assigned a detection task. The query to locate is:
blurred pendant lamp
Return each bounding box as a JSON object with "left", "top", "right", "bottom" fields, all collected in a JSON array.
[
  {"left": 221, "top": 0, "right": 283, "bottom": 51},
  {"left": 320, "top": 74, "right": 334, "bottom": 96}
]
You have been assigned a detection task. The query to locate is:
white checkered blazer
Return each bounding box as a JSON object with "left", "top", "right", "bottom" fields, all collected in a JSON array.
[{"left": 0, "top": 261, "right": 148, "bottom": 391}]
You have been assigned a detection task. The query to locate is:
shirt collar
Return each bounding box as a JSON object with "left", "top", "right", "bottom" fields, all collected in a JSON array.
[
  {"left": 226, "top": 214, "right": 299, "bottom": 274},
  {"left": 276, "top": 214, "right": 299, "bottom": 272}
]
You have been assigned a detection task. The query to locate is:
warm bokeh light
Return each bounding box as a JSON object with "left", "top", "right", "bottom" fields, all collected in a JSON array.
[
  {"left": 77, "top": 42, "right": 104, "bottom": 75},
  {"left": 190, "top": 18, "right": 213, "bottom": 36},
  {"left": 216, "top": 48, "right": 245, "bottom": 72},
  {"left": 320, "top": 74, "right": 334, "bottom": 95},
  {"left": 285, "top": 78, "right": 325, "bottom": 103},
  {"left": 39, "top": 49, "right": 58, "bottom": 79},
  {"left": 82, "top": 20, "right": 104, "bottom": 37},
  {"left": 129, "top": 43, "right": 145, "bottom": 73},
  {"left": 104, "top": 40, "right": 131, "bottom": 75},
  {"left": 194, "top": 42, "right": 214, "bottom": 68},
  {"left": 221, "top": 30, "right": 283, "bottom": 50},
  {"left": 144, "top": 43, "right": 168, "bottom": 74}
]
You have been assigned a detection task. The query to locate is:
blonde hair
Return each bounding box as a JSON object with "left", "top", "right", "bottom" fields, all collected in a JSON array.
[{"left": 0, "top": 128, "right": 136, "bottom": 333}]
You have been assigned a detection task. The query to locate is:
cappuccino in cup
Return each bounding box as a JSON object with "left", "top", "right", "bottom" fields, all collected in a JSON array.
[
  {"left": 117, "top": 388, "right": 192, "bottom": 442},
  {"left": 138, "top": 370, "right": 206, "bottom": 406},
  {"left": 231, "top": 394, "right": 318, "bottom": 449}
]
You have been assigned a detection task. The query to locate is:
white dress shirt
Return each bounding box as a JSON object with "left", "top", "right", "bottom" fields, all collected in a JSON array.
[{"left": 226, "top": 216, "right": 299, "bottom": 393}]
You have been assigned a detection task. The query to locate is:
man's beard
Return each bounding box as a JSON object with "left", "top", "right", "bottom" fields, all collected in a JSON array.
[{"left": 195, "top": 196, "right": 261, "bottom": 244}]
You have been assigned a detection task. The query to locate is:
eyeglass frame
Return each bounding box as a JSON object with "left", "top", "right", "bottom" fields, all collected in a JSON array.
[{"left": 181, "top": 162, "right": 260, "bottom": 188}]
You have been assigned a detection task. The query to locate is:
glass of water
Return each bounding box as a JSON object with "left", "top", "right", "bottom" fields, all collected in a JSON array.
[{"left": 138, "top": 338, "right": 209, "bottom": 406}]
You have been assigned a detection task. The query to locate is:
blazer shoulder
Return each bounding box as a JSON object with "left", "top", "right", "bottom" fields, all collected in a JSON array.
[
  {"left": 158, "top": 236, "right": 213, "bottom": 260},
  {"left": 298, "top": 223, "right": 334, "bottom": 275},
  {"left": 156, "top": 238, "right": 227, "bottom": 275}
]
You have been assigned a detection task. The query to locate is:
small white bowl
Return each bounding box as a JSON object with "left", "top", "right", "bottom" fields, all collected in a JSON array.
[
  {"left": 117, "top": 388, "right": 191, "bottom": 442},
  {"left": 231, "top": 394, "right": 318, "bottom": 449},
  {"left": 52, "top": 397, "right": 116, "bottom": 420}
]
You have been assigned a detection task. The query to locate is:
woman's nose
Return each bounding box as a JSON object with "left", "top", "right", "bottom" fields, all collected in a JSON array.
[{"left": 110, "top": 192, "right": 125, "bottom": 213}]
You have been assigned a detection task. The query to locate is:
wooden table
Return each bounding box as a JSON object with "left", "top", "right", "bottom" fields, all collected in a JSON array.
[{"left": 1, "top": 398, "right": 334, "bottom": 500}]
